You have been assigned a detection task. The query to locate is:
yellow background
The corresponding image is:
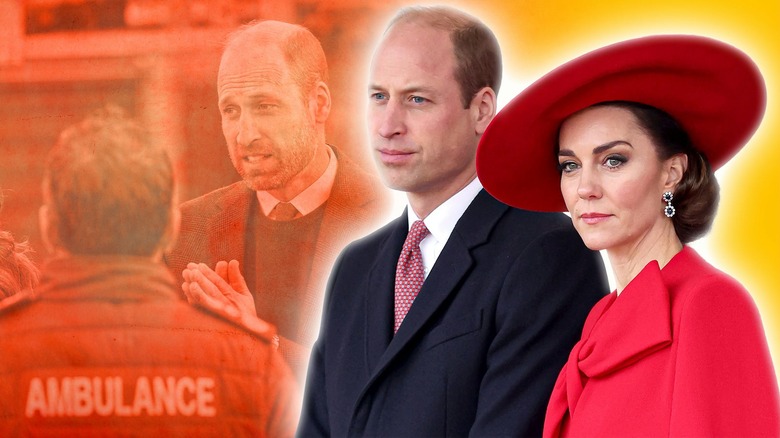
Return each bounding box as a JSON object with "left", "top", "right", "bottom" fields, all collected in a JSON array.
[{"left": 407, "top": 0, "right": 780, "bottom": 375}]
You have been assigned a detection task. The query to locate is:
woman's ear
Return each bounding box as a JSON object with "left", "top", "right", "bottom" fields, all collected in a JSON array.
[{"left": 664, "top": 153, "right": 689, "bottom": 190}]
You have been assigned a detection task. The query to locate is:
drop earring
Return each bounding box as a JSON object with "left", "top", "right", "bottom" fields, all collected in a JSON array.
[{"left": 662, "top": 191, "right": 675, "bottom": 218}]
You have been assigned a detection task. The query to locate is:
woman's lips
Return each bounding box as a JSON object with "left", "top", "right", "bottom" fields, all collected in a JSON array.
[{"left": 579, "top": 212, "right": 612, "bottom": 225}]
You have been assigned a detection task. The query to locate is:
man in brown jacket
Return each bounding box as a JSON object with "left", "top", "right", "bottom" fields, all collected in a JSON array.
[{"left": 166, "top": 21, "right": 389, "bottom": 380}]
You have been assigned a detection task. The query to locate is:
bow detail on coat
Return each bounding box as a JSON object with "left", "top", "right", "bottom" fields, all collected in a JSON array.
[{"left": 545, "top": 261, "right": 673, "bottom": 437}]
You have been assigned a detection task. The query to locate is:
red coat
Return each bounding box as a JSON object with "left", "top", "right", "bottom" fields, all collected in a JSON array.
[{"left": 544, "top": 246, "right": 779, "bottom": 437}]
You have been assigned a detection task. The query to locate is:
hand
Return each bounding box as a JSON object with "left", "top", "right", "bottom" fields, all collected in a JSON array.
[{"left": 182, "top": 260, "right": 259, "bottom": 322}]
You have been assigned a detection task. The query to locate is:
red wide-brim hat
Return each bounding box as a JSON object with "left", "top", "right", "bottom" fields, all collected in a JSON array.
[{"left": 476, "top": 34, "right": 766, "bottom": 212}]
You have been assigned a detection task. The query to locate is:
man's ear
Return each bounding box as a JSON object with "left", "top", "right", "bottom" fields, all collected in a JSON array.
[
  {"left": 311, "top": 81, "right": 331, "bottom": 124},
  {"left": 471, "top": 86, "right": 497, "bottom": 136},
  {"left": 167, "top": 204, "right": 181, "bottom": 250},
  {"left": 38, "top": 204, "right": 59, "bottom": 255},
  {"left": 151, "top": 204, "right": 181, "bottom": 263}
]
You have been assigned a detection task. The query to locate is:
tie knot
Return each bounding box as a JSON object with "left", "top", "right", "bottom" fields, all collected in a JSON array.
[
  {"left": 405, "top": 220, "right": 430, "bottom": 247},
  {"left": 269, "top": 202, "right": 300, "bottom": 221}
]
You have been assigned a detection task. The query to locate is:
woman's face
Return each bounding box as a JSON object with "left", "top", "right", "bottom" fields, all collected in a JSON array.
[{"left": 557, "top": 105, "right": 679, "bottom": 253}]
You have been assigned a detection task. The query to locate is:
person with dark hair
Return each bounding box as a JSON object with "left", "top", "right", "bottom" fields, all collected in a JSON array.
[
  {"left": 0, "top": 107, "right": 298, "bottom": 436},
  {"left": 166, "top": 20, "right": 390, "bottom": 381},
  {"left": 0, "top": 194, "right": 38, "bottom": 298},
  {"left": 291, "top": 6, "right": 608, "bottom": 436},
  {"left": 477, "top": 34, "right": 780, "bottom": 436}
]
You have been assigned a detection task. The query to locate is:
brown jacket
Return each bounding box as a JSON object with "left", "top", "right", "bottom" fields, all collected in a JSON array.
[{"left": 166, "top": 148, "right": 390, "bottom": 379}]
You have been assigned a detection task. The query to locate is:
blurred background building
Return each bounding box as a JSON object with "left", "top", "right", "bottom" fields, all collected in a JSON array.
[{"left": 0, "top": 0, "right": 398, "bottom": 258}]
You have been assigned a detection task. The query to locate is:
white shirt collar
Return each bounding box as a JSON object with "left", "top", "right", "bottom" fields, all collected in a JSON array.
[
  {"left": 406, "top": 177, "right": 483, "bottom": 277},
  {"left": 256, "top": 145, "right": 338, "bottom": 217}
]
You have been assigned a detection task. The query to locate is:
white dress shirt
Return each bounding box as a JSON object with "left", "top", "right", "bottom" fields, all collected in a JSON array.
[
  {"left": 256, "top": 145, "right": 338, "bottom": 216},
  {"left": 406, "top": 177, "right": 483, "bottom": 279}
]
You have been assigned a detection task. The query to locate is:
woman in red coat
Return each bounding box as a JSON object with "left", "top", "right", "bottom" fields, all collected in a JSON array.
[{"left": 477, "top": 35, "right": 780, "bottom": 436}]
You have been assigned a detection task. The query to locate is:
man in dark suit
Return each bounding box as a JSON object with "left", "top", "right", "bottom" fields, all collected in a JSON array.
[
  {"left": 166, "top": 20, "right": 389, "bottom": 380},
  {"left": 296, "top": 6, "right": 609, "bottom": 437}
]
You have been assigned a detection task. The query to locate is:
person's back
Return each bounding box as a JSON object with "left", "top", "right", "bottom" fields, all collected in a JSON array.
[
  {"left": 0, "top": 255, "right": 297, "bottom": 436},
  {"left": 0, "top": 106, "right": 298, "bottom": 437}
]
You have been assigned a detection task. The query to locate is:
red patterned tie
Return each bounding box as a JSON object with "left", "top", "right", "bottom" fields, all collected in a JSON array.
[{"left": 394, "top": 220, "right": 430, "bottom": 333}]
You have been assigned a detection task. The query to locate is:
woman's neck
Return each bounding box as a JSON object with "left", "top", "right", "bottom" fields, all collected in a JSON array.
[{"left": 608, "top": 222, "right": 683, "bottom": 294}]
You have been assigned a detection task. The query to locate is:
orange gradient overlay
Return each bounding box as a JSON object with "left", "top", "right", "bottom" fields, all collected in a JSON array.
[{"left": 1, "top": 0, "right": 778, "bottom": 405}]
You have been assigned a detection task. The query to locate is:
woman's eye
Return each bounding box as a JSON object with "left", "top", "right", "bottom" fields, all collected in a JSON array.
[
  {"left": 558, "top": 161, "right": 579, "bottom": 173},
  {"left": 604, "top": 155, "right": 627, "bottom": 169}
]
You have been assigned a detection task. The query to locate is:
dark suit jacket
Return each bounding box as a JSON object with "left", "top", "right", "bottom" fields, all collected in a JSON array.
[
  {"left": 298, "top": 190, "right": 609, "bottom": 437},
  {"left": 166, "top": 149, "right": 390, "bottom": 378}
]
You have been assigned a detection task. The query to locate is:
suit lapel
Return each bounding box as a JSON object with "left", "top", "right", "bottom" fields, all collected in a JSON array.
[
  {"left": 308, "top": 172, "right": 355, "bottom": 293},
  {"left": 358, "top": 191, "right": 509, "bottom": 394},
  {"left": 300, "top": 151, "right": 384, "bottom": 345},
  {"left": 309, "top": 149, "right": 381, "bottom": 291},
  {"left": 207, "top": 183, "right": 253, "bottom": 266}
]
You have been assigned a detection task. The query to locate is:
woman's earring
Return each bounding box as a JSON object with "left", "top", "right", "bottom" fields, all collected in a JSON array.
[{"left": 662, "top": 191, "right": 675, "bottom": 218}]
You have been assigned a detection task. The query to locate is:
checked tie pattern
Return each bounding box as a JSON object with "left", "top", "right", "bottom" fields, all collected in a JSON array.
[{"left": 394, "top": 220, "right": 430, "bottom": 333}]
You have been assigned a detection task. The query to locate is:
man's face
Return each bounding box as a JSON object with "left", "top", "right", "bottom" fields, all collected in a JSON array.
[
  {"left": 218, "top": 41, "right": 317, "bottom": 192},
  {"left": 368, "top": 23, "right": 479, "bottom": 200}
]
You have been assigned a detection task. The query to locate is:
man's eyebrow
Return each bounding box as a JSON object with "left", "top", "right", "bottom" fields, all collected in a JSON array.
[
  {"left": 218, "top": 91, "right": 278, "bottom": 107},
  {"left": 368, "top": 84, "right": 438, "bottom": 95}
]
